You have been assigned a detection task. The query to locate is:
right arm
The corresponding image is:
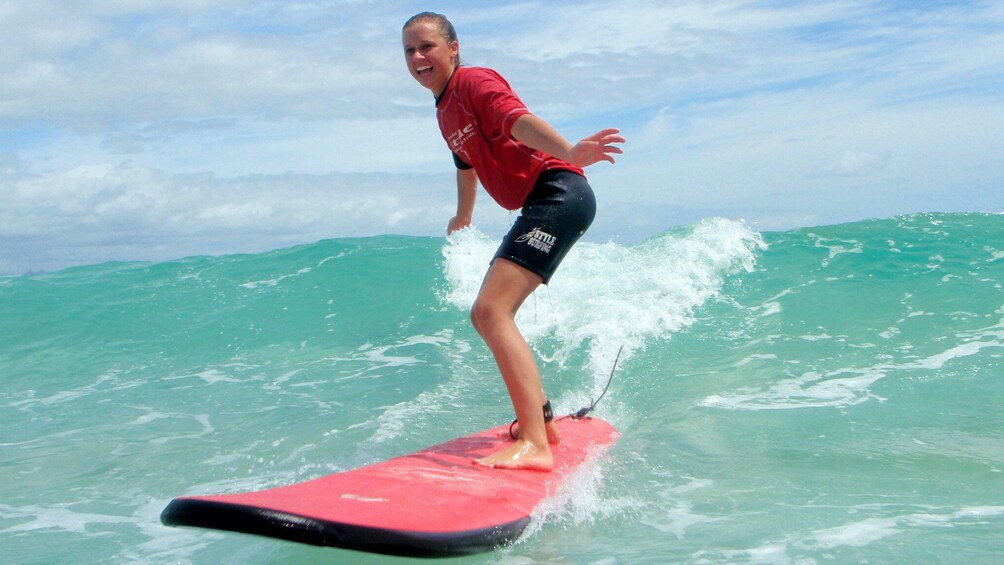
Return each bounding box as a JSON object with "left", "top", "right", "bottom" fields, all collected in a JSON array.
[{"left": 448, "top": 167, "right": 477, "bottom": 234}]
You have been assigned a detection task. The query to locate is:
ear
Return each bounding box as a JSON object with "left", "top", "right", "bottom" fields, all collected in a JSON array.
[{"left": 450, "top": 40, "right": 460, "bottom": 64}]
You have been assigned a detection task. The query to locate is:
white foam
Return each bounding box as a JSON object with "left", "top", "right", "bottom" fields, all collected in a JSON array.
[
  {"left": 239, "top": 265, "right": 314, "bottom": 289},
  {"left": 703, "top": 316, "right": 1004, "bottom": 410},
  {"left": 359, "top": 330, "right": 480, "bottom": 446},
  {"left": 121, "top": 497, "right": 225, "bottom": 563},
  {"left": 640, "top": 475, "right": 724, "bottom": 539},
  {"left": 226, "top": 248, "right": 335, "bottom": 293},
  {"left": 694, "top": 505, "right": 1004, "bottom": 563},
  {"left": 338, "top": 332, "right": 455, "bottom": 382},
  {"left": 443, "top": 219, "right": 766, "bottom": 385},
  {"left": 9, "top": 372, "right": 119, "bottom": 408},
  {"left": 517, "top": 447, "right": 640, "bottom": 544},
  {"left": 806, "top": 233, "right": 863, "bottom": 268},
  {"left": 795, "top": 506, "right": 1004, "bottom": 552},
  {"left": 239, "top": 267, "right": 311, "bottom": 289},
  {"left": 1, "top": 503, "right": 134, "bottom": 534},
  {"left": 161, "top": 368, "right": 242, "bottom": 385},
  {"left": 735, "top": 354, "right": 779, "bottom": 367}
]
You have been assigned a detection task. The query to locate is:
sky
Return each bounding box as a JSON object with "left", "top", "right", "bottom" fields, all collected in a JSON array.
[{"left": 2, "top": 0, "right": 1002, "bottom": 275}]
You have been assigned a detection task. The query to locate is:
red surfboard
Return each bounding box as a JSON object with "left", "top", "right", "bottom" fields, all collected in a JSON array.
[{"left": 161, "top": 416, "right": 618, "bottom": 557}]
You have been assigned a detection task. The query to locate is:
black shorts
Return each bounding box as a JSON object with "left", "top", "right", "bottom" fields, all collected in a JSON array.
[{"left": 492, "top": 169, "right": 596, "bottom": 284}]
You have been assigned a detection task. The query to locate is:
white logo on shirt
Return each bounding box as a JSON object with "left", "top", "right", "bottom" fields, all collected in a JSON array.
[{"left": 447, "top": 123, "right": 475, "bottom": 150}]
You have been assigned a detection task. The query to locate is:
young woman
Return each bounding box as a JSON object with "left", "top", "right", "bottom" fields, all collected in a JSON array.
[{"left": 402, "top": 12, "right": 624, "bottom": 471}]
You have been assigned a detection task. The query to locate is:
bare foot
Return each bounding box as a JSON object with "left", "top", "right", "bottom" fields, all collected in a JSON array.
[
  {"left": 477, "top": 439, "right": 553, "bottom": 471},
  {"left": 506, "top": 420, "right": 562, "bottom": 445}
]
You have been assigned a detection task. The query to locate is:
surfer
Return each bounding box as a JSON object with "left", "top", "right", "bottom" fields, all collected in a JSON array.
[{"left": 403, "top": 12, "right": 624, "bottom": 471}]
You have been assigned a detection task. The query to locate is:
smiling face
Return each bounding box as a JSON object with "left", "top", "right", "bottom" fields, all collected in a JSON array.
[{"left": 402, "top": 20, "right": 459, "bottom": 96}]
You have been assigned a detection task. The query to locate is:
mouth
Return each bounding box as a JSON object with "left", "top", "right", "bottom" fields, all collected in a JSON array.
[{"left": 416, "top": 65, "right": 433, "bottom": 76}]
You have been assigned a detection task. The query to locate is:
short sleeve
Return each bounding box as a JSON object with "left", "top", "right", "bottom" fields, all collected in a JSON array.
[
  {"left": 452, "top": 151, "right": 473, "bottom": 170},
  {"left": 466, "top": 69, "right": 532, "bottom": 139}
]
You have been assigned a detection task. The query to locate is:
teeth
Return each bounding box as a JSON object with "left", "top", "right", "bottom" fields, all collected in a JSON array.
[{"left": 417, "top": 66, "right": 432, "bottom": 73}]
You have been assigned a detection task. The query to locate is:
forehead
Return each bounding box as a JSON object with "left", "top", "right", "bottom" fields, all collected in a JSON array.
[{"left": 402, "top": 21, "right": 445, "bottom": 45}]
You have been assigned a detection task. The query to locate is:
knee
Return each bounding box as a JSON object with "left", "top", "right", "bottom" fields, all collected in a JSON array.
[
  {"left": 469, "top": 300, "right": 489, "bottom": 336},
  {"left": 470, "top": 299, "right": 507, "bottom": 337}
]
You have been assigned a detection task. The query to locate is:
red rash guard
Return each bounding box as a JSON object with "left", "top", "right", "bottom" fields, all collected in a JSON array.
[{"left": 435, "top": 66, "right": 584, "bottom": 211}]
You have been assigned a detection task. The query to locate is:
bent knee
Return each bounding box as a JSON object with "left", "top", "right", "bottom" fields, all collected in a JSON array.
[{"left": 470, "top": 300, "right": 511, "bottom": 336}]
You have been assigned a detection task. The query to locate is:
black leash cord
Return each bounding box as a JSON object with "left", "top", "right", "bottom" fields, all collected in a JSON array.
[
  {"left": 570, "top": 344, "right": 624, "bottom": 419},
  {"left": 508, "top": 344, "right": 625, "bottom": 438}
]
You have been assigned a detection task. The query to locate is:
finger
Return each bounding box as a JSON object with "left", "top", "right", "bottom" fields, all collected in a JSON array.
[
  {"left": 582, "top": 128, "right": 618, "bottom": 143},
  {"left": 591, "top": 127, "right": 620, "bottom": 138}
]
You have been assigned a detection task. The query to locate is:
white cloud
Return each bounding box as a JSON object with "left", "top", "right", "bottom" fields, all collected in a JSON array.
[
  {"left": 1, "top": 0, "right": 1003, "bottom": 274},
  {"left": 0, "top": 161, "right": 523, "bottom": 275},
  {"left": 0, "top": 1, "right": 409, "bottom": 127},
  {"left": 810, "top": 150, "right": 887, "bottom": 179}
]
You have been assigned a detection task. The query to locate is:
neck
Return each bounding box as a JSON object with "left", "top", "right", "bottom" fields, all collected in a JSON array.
[{"left": 434, "top": 65, "right": 460, "bottom": 102}]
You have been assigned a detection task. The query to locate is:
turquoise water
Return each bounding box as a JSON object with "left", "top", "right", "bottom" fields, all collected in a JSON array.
[{"left": 2, "top": 213, "right": 1002, "bottom": 564}]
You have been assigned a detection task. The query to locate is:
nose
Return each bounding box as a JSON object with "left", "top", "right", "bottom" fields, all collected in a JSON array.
[{"left": 408, "top": 56, "right": 425, "bottom": 73}]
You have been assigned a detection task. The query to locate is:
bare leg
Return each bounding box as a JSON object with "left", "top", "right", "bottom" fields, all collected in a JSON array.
[{"left": 471, "top": 259, "right": 557, "bottom": 471}]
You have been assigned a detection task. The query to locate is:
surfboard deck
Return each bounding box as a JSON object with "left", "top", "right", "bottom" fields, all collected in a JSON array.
[{"left": 161, "top": 416, "right": 618, "bottom": 557}]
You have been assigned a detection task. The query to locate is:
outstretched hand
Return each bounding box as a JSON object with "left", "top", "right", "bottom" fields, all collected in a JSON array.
[{"left": 567, "top": 128, "right": 625, "bottom": 168}]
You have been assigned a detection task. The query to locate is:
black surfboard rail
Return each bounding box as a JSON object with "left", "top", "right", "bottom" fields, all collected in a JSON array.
[{"left": 161, "top": 496, "right": 530, "bottom": 557}]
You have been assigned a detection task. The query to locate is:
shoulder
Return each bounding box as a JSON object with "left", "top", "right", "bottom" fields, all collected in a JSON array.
[{"left": 454, "top": 66, "right": 514, "bottom": 92}]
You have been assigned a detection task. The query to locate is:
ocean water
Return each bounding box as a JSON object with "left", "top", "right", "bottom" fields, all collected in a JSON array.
[{"left": 2, "top": 212, "right": 1002, "bottom": 564}]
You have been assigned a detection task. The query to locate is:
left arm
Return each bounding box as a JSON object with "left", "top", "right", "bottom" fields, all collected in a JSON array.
[
  {"left": 448, "top": 167, "right": 478, "bottom": 234},
  {"left": 509, "top": 114, "right": 625, "bottom": 168}
]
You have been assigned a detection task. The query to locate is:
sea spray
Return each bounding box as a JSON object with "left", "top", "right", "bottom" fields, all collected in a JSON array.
[
  {"left": 438, "top": 219, "right": 767, "bottom": 550},
  {"left": 442, "top": 218, "right": 766, "bottom": 394}
]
